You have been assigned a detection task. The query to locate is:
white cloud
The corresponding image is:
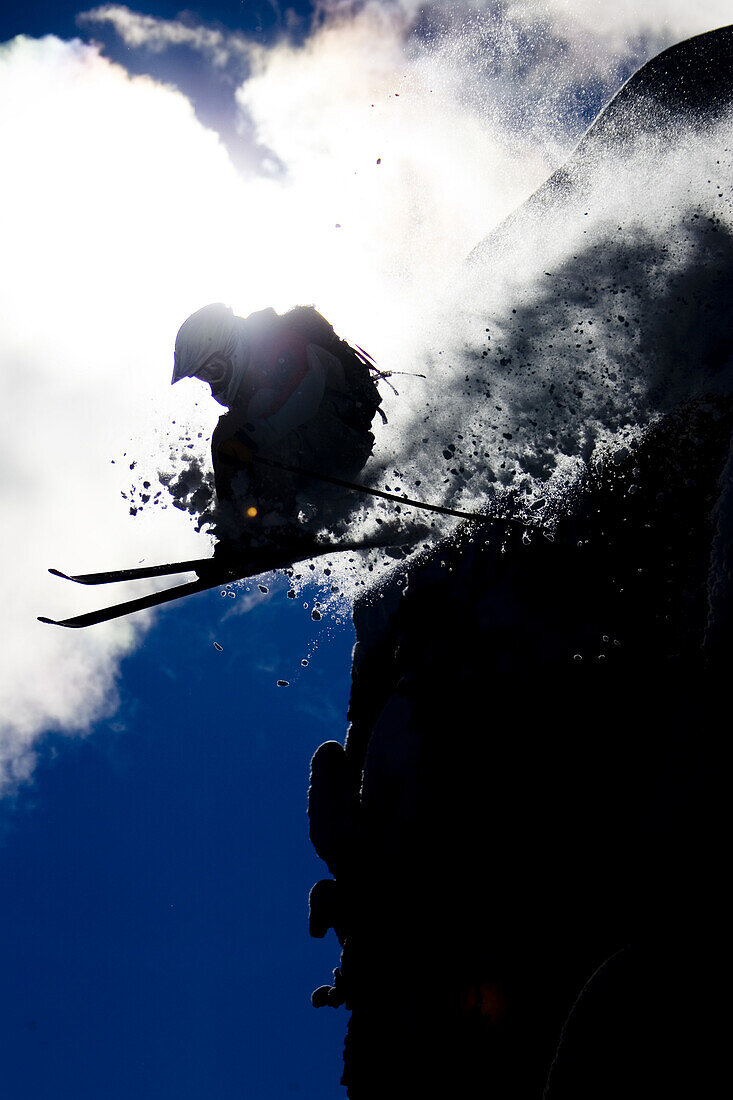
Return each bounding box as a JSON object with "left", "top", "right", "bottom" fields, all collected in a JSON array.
[
  {"left": 79, "top": 4, "right": 253, "bottom": 66},
  {"left": 0, "top": 34, "right": 254, "bottom": 791}
]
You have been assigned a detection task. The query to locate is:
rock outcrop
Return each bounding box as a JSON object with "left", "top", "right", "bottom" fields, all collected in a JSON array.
[
  {"left": 307, "top": 25, "right": 732, "bottom": 1098},
  {"left": 309, "top": 396, "right": 730, "bottom": 1097}
]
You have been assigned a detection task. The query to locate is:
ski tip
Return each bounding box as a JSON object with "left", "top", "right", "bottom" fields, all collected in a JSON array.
[
  {"left": 38, "top": 615, "right": 81, "bottom": 628},
  {"left": 48, "top": 568, "right": 70, "bottom": 580}
]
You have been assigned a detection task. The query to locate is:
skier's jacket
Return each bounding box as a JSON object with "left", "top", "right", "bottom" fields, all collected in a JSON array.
[{"left": 212, "top": 306, "right": 382, "bottom": 504}]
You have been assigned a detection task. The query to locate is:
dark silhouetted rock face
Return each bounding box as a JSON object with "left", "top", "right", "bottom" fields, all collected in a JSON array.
[
  {"left": 308, "top": 397, "right": 731, "bottom": 1098},
  {"left": 307, "top": 24, "right": 732, "bottom": 1099}
]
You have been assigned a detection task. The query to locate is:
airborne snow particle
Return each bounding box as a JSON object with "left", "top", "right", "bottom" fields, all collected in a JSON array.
[
  {"left": 213, "top": 642, "right": 223, "bottom": 652},
  {"left": 277, "top": 679, "right": 289, "bottom": 687},
  {"left": 287, "top": 590, "right": 296, "bottom": 599},
  {"left": 312, "top": 609, "right": 322, "bottom": 621},
  {"left": 301, "top": 659, "right": 309, "bottom": 667},
  {"left": 258, "top": 584, "right": 268, "bottom": 593}
]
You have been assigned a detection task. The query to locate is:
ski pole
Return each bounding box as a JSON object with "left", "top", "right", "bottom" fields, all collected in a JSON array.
[{"left": 248, "top": 453, "right": 527, "bottom": 528}]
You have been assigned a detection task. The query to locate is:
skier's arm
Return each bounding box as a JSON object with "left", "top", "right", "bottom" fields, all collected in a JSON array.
[
  {"left": 218, "top": 437, "right": 254, "bottom": 465},
  {"left": 211, "top": 418, "right": 255, "bottom": 501}
]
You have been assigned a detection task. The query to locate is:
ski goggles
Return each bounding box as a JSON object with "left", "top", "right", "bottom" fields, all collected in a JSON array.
[{"left": 197, "top": 356, "right": 231, "bottom": 386}]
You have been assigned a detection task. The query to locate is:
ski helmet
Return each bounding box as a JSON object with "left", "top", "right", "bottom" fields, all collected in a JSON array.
[{"left": 172, "top": 303, "right": 238, "bottom": 385}]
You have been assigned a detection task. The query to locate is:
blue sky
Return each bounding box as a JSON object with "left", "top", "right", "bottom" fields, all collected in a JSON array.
[
  {"left": 1, "top": 580, "right": 355, "bottom": 1098},
  {"left": 2, "top": 2, "right": 732, "bottom": 1097},
  {"left": 0, "top": 1, "right": 293, "bottom": 41}
]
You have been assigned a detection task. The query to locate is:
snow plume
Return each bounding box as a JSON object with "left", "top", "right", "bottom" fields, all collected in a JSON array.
[
  {"left": 377, "top": 115, "right": 733, "bottom": 530},
  {"left": 263, "top": 1, "right": 733, "bottom": 153},
  {"left": 227, "top": 1, "right": 733, "bottom": 529}
]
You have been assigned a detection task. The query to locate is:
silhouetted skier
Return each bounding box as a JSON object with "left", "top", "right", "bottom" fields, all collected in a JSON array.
[{"left": 172, "top": 303, "right": 382, "bottom": 550}]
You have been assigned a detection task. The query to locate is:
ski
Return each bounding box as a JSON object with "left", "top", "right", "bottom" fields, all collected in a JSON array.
[
  {"left": 39, "top": 532, "right": 421, "bottom": 629},
  {"left": 48, "top": 558, "right": 211, "bottom": 585},
  {"left": 39, "top": 574, "right": 231, "bottom": 629}
]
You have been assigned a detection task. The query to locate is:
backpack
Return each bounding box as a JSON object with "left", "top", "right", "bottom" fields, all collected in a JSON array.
[{"left": 280, "top": 306, "right": 384, "bottom": 432}]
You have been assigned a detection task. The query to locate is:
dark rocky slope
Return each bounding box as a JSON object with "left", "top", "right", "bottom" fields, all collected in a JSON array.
[
  {"left": 307, "top": 24, "right": 732, "bottom": 1099},
  {"left": 309, "top": 395, "right": 730, "bottom": 1098}
]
